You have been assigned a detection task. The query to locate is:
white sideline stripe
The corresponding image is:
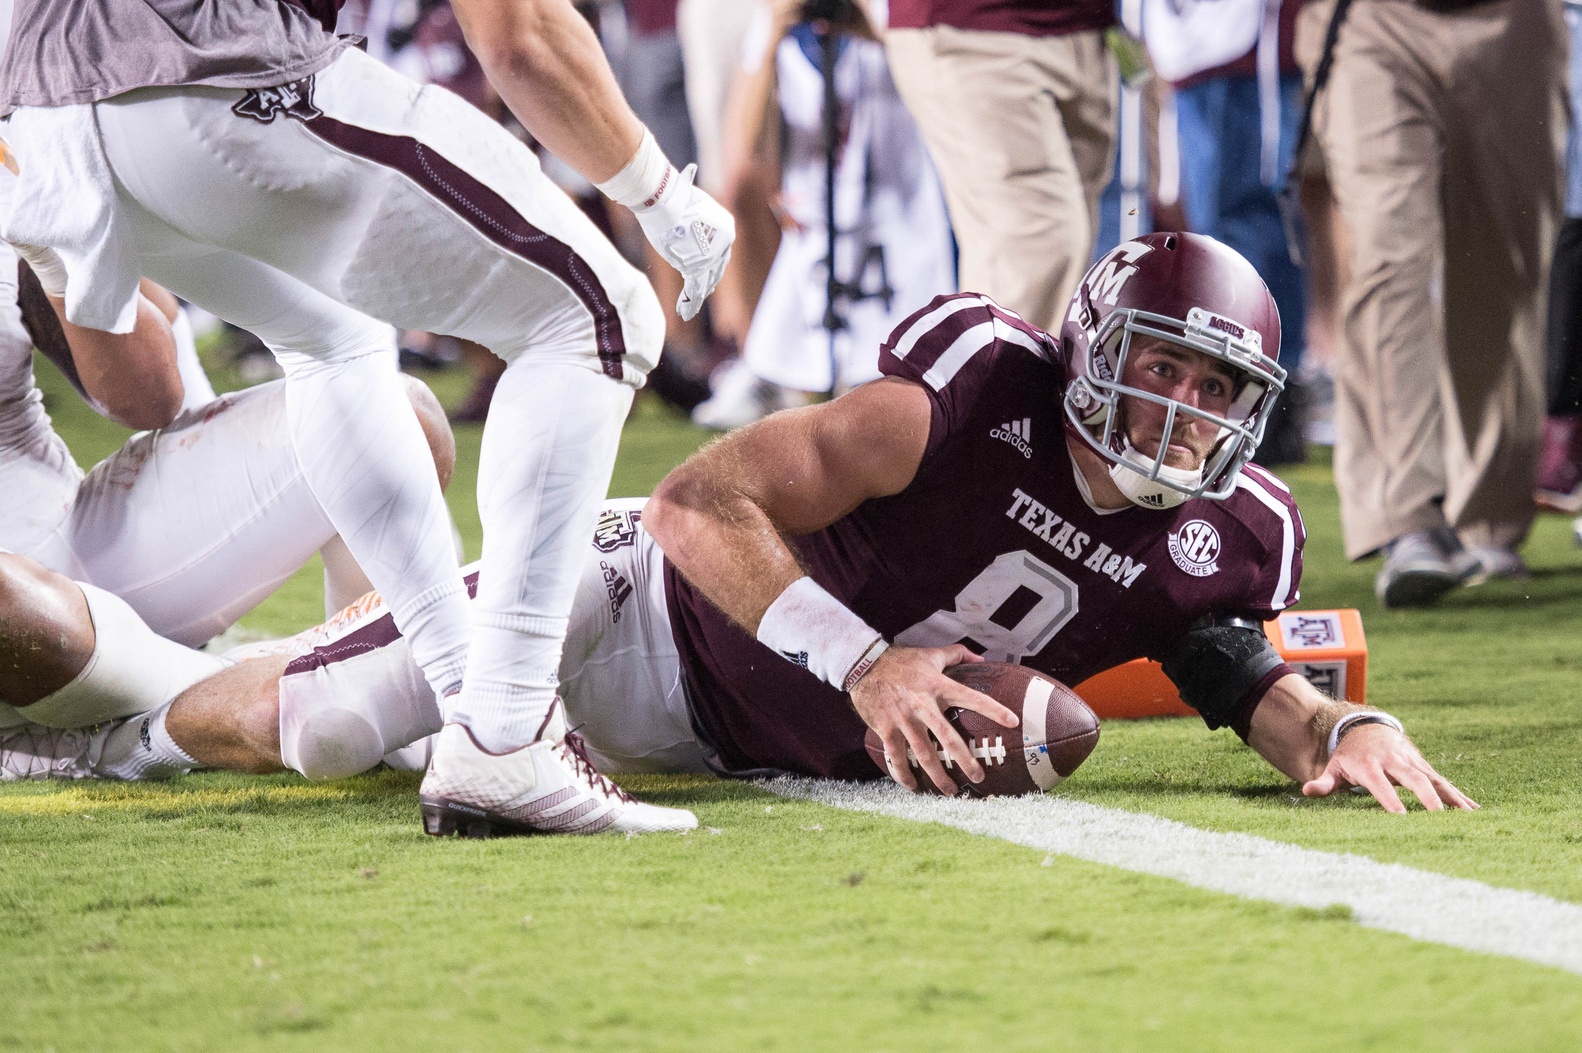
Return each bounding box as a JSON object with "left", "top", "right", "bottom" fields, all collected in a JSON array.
[{"left": 767, "top": 779, "right": 1582, "bottom": 977}]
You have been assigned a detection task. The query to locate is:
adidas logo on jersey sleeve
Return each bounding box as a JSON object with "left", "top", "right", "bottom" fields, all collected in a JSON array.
[{"left": 990, "top": 418, "right": 1033, "bottom": 458}]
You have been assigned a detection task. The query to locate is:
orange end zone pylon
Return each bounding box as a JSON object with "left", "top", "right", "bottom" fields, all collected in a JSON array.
[{"left": 1072, "top": 609, "right": 1368, "bottom": 719}]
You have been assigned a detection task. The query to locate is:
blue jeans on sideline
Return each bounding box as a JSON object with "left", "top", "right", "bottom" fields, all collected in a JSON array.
[{"left": 1174, "top": 72, "right": 1306, "bottom": 378}]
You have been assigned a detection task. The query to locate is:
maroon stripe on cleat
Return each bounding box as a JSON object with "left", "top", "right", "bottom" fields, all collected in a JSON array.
[
  {"left": 516, "top": 786, "right": 579, "bottom": 818},
  {"left": 303, "top": 116, "right": 627, "bottom": 380},
  {"left": 539, "top": 800, "right": 603, "bottom": 831}
]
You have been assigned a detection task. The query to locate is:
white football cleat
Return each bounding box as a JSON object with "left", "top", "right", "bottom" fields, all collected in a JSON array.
[{"left": 418, "top": 699, "right": 697, "bottom": 838}]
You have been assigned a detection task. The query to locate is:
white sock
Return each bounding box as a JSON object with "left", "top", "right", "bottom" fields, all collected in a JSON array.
[
  {"left": 450, "top": 363, "right": 631, "bottom": 751},
  {"left": 95, "top": 703, "right": 199, "bottom": 781},
  {"left": 279, "top": 350, "right": 472, "bottom": 698}
]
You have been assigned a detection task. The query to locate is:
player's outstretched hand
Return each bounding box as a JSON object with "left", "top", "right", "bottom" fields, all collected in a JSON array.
[
  {"left": 634, "top": 164, "right": 735, "bottom": 321},
  {"left": 849, "top": 644, "right": 1018, "bottom": 796},
  {"left": 1301, "top": 723, "right": 1479, "bottom": 813}
]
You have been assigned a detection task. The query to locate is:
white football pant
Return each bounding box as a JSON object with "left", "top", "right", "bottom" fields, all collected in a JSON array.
[
  {"left": 284, "top": 501, "right": 707, "bottom": 777},
  {"left": 80, "top": 48, "right": 664, "bottom": 738}
]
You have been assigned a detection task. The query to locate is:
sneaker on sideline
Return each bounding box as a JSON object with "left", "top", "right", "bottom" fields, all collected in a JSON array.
[
  {"left": 1376, "top": 530, "right": 1461, "bottom": 608},
  {"left": 691, "top": 359, "right": 801, "bottom": 431},
  {"left": 1455, "top": 544, "right": 1531, "bottom": 587},
  {"left": 1536, "top": 414, "right": 1582, "bottom": 513}
]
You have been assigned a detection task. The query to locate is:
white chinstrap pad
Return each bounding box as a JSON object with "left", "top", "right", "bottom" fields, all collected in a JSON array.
[{"left": 21, "top": 582, "right": 227, "bottom": 729}]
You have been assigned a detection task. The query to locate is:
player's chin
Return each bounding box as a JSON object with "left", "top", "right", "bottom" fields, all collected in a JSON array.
[{"left": 1163, "top": 445, "right": 1205, "bottom": 471}]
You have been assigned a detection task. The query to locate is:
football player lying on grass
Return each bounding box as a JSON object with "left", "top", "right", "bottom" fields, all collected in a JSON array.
[{"left": 0, "top": 235, "right": 1474, "bottom": 818}]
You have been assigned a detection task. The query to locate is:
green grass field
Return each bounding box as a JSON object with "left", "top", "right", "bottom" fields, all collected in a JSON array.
[{"left": 4, "top": 360, "right": 1582, "bottom": 1051}]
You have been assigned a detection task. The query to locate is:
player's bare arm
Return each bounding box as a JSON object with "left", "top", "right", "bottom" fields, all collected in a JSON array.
[
  {"left": 1247, "top": 676, "right": 1478, "bottom": 813},
  {"left": 16, "top": 257, "right": 184, "bottom": 430},
  {"left": 451, "top": 0, "right": 735, "bottom": 320},
  {"left": 723, "top": 0, "right": 799, "bottom": 184},
  {"left": 2, "top": 147, "right": 184, "bottom": 430},
  {"left": 50, "top": 293, "right": 183, "bottom": 430},
  {"left": 647, "top": 378, "right": 1018, "bottom": 795},
  {"left": 450, "top": 0, "right": 643, "bottom": 180}
]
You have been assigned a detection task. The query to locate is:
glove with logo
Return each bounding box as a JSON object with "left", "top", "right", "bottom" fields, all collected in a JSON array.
[{"left": 598, "top": 130, "right": 735, "bottom": 321}]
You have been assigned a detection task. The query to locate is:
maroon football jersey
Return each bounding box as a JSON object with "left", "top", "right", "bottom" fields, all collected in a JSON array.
[{"left": 665, "top": 293, "right": 1305, "bottom": 780}]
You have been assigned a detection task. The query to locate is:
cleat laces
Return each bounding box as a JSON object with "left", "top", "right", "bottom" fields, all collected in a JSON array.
[{"left": 558, "top": 726, "right": 636, "bottom": 805}]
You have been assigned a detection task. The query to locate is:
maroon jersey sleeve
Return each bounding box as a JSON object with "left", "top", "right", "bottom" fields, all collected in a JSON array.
[
  {"left": 878, "top": 293, "right": 1061, "bottom": 461},
  {"left": 1225, "top": 463, "right": 1306, "bottom": 618}
]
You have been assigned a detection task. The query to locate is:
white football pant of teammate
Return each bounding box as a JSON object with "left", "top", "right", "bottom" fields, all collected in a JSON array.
[{"left": 3, "top": 45, "right": 667, "bottom": 749}]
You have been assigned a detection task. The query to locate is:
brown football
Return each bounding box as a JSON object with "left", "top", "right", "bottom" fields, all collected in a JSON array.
[{"left": 863, "top": 663, "right": 1100, "bottom": 797}]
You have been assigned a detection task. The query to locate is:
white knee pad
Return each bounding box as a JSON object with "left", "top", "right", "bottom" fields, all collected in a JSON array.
[
  {"left": 277, "top": 620, "right": 443, "bottom": 781},
  {"left": 23, "top": 582, "right": 228, "bottom": 729},
  {"left": 279, "top": 705, "right": 389, "bottom": 782}
]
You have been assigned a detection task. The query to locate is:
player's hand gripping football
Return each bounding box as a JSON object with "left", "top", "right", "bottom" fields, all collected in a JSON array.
[
  {"left": 849, "top": 644, "right": 1019, "bottom": 796},
  {"left": 1302, "top": 723, "right": 1479, "bottom": 813},
  {"left": 634, "top": 165, "right": 735, "bottom": 321}
]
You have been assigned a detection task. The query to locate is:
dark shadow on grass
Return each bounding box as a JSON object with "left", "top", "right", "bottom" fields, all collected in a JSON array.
[
  {"left": 1437, "top": 570, "right": 1582, "bottom": 610},
  {"left": 1075, "top": 773, "right": 1297, "bottom": 801}
]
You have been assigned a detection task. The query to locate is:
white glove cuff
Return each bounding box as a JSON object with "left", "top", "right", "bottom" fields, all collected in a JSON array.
[
  {"left": 16, "top": 242, "right": 67, "bottom": 297},
  {"left": 595, "top": 129, "right": 677, "bottom": 213},
  {"left": 1327, "top": 710, "right": 1404, "bottom": 757},
  {"left": 756, "top": 576, "right": 889, "bottom": 693}
]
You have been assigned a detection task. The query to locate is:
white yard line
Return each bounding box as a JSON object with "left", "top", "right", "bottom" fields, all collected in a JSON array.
[{"left": 768, "top": 779, "right": 1582, "bottom": 977}]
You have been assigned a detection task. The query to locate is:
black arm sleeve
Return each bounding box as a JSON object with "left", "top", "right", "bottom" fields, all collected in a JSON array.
[{"left": 1161, "top": 616, "right": 1290, "bottom": 732}]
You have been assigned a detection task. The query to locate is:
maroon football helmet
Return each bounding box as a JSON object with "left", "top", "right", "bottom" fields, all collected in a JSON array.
[{"left": 1060, "top": 232, "right": 1284, "bottom": 506}]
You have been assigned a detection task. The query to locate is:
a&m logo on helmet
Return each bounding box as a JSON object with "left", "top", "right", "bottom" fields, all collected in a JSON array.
[
  {"left": 1168, "top": 519, "right": 1222, "bottom": 577},
  {"left": 1069, "top": 240, "right": 1155, "bottom": 331}
]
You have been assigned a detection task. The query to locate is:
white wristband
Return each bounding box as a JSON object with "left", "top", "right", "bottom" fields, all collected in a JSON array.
[
  {"left": 756, "top": 576, "right": 889, "bottom": 693},
  {"left": 595, "top": 129, "right": 677, "bottom": 213},
  {"left": 15, "top": 241, "right": 67, "bottom": 297},
  {"left": 1327, "top": 711, "right": 1404, "bottom": 757}
]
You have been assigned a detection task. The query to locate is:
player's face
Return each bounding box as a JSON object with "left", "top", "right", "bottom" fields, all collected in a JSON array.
[{"left": 1117, "top": 338, "right": 1238, "bottom": 470}]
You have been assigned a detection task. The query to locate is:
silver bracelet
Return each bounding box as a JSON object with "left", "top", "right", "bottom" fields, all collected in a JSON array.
[{"left": 1327, "top": 711, "right": 1405, "bottom": 757}]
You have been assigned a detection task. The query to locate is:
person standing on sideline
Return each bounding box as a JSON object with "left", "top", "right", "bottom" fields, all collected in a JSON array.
[
  {"left": 883, "top": 0, "right": 1116, "bottom": 332},
  {"left": 1143, "top": 0, "right": 1310, "bottom": 466},
  {"left": 1301, "top": 0, "right": 1565, "bottom": 606}
]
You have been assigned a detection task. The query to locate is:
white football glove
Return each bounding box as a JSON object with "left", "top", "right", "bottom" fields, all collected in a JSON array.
[
  {"left": 634, "top": 164, "right": 734, "bottom": 321},
  {"left": 598, "top": 130, "right": 735, "bottom": 321}
]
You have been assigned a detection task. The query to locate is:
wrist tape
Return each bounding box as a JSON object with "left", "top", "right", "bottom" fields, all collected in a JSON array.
[
  {"left": 756, "top": 576, "right": 889, "bottom": 692},
  {"left": 595, "top": 129, "right": 677, "bottom": 212},
  {"left": 1327, "top": 710, "right": 1404, "bottom": 757},
  {"left": 16, "top": 242, "right": 67, "bottom": 297}
]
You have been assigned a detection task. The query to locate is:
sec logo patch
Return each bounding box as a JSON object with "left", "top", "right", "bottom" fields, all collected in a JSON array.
[{"left": 1168, "top": 519, "right": 1221, "bottom": 577}]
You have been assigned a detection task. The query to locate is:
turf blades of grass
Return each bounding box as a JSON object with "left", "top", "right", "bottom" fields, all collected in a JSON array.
[{"left": 2, "top": 772, "right": 1579, "bottom": 1053}]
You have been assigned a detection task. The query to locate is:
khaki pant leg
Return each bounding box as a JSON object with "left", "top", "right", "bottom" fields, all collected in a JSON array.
[
  {"left": 1438, "top": 0, "right": 1564, "bottom": 549},
  {"left": 886, "top": 27, "right": 1116, "bottom": 332},
  {"left": 1317, "top": 3, "right": 1450, "bottom": 559},
  {"left": 676, "top": 0, "right": 765, "bottom": 193}
]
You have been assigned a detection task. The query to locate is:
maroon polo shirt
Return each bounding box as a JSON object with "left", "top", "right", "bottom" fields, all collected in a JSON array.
[
  {"left": 888, "top": 0, "right": 1114, "bottom": 37},
  {"left": 626, "top": 0, "right": 679, "bottom": 36}
]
